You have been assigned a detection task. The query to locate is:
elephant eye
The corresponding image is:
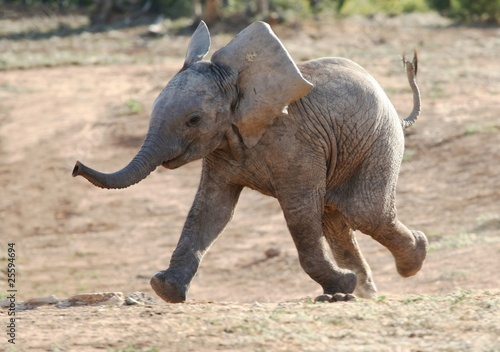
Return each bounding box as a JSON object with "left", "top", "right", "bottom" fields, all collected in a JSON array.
[{"left": 186, "top": 115, "right": 201, "bottom": 127}]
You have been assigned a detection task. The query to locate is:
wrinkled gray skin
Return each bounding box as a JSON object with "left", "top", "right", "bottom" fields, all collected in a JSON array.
[{"left": 73, "top": 21, "right": 428, "bottom": 302}]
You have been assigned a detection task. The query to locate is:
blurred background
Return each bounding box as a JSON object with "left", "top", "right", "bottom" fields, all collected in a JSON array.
[
  {"left": 2, "top": 0, "right": 500, "bottom": 27},
  {"left": 1, "top": 0, "right": 499, "bottom": 68}
]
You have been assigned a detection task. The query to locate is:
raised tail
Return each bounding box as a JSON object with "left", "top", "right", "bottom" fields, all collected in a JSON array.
[{"left": 401, "top": 49, "right": 421, "bottom": 129}]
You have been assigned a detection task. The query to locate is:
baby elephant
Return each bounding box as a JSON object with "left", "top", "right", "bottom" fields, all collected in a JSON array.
[{"left": 73, "top": 21, "right": 428, "bottom": 302}]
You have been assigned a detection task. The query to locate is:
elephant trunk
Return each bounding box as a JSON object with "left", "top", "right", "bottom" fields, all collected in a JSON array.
[{"left": 72, "top": 133, "right": 168, "bottom": 189}]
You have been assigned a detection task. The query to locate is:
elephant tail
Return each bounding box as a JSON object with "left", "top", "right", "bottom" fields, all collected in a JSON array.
[{"left": 401, "top": 49, "right": 420, "bottom": 129}]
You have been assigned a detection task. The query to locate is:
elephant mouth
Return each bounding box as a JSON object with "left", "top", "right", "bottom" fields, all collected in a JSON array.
[
  {"left": 162, "top": 145, "right": 195, "bottom": 169},
  {"left": 162, "top": 155, "right": 185, "bottom": 169},
  {"left": 162, "top": 160, "right": 178, "bottom": 169}
]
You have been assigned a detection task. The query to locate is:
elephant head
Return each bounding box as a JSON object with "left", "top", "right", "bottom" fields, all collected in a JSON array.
[{"left": 72, "top": 21, "right": 313, "bottom": 189}]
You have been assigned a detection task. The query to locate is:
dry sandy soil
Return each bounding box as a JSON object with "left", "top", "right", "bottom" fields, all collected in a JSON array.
[{"left": 0, "top": 11, "right": 499, "bottom": 352}]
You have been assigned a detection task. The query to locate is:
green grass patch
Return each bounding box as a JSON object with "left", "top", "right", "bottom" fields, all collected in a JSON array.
[
  {"left": 426, "top": 82, "right": 447, "bottom": 99},
  {"left": 402, "top": 148, "right": 417, "bottom": 162},
  {"left": 118, "top": 98, "right": 144, "bottom": 116},
  {"left": 429, "top": 230, "right": 500, "bottom": 252},
  {"left": 341, "top": 0, "right": 430, "bottom": 15},
  {"left": 402, "top": 295, "right": 425, "bottom": 304},
  {"left": 463, "top": 124, "right": 500, "bottom": 136},
  {"left": 110, "top": 346, "right": 158, "bottom": 352}
]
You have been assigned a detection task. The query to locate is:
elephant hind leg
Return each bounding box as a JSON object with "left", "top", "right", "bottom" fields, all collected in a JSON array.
[
  {"left": 369, "top": 221, "right": 428, "bottom": 278},
  {"left": 337, "top": 192, "right": 428, "bottom": 277},
  {"left": 323, "top": 210, "right": 377, "bottom": 298},
  {"left": 344, "top": 207, "right": 428, "bottom": 278},
  {"left": 329, "top": 162, "right": 428, "bottom": 279}
]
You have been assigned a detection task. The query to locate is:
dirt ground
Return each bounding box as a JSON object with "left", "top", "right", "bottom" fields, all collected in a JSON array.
[{"left": 0, "top": 12, "right": 499, "bottom": 352}]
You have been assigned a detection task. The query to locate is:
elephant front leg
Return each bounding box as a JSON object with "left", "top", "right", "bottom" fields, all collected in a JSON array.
[
  {"left": 279, "top": 191, "right": 357, "bottom": 301},
  {"left": 151, "top": 170, "right": 242, "bottom": 303}
]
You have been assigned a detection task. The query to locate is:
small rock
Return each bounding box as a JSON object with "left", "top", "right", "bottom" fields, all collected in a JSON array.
[
  {"left": 58, "top": 292, "right": 125, "bottom": 308},
  {"left": 148, "top": 15, "right": 165, "bottom": 36},
  {"left": 1, "top": 295, "right": 60, "bottom": 311},
  {"left": 0, "top": 298, "right": 15, "bottom": 308},
  {"left": 19, "top": 295, "right": 60, "bottom": 310},
  {"left": 265, "top": 247, "right": 281, "bottom": 259},
  {"left": 125, "top": 292, "right": 155, "bottom": 306}
]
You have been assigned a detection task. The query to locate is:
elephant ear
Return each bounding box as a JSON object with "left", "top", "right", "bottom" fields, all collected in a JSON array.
[
  {"left": 184, "top": 21, "right": 211, "bottom": 68},
  {"left": 211, "top": 22, "right": 313, "bottom": 148}
]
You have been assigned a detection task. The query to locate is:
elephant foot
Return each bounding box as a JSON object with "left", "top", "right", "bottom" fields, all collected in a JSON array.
[
  {"left": 315, "top": 293, "right": 356, "bottom": 303},
  {"left": 317, "top": 270, "right": 357, "bottom": 302},
  {"left": 327, "top": 270, "right": 357, "bottom": 294},
  {"left": 354, "top": 278, "right": 377, "bottom": 299},
  {"left": 150, "top": 270, "right": 187, "bottom": 303},
  {"left": 396, "top": 230, "right": 428, "bottom": 277}
]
